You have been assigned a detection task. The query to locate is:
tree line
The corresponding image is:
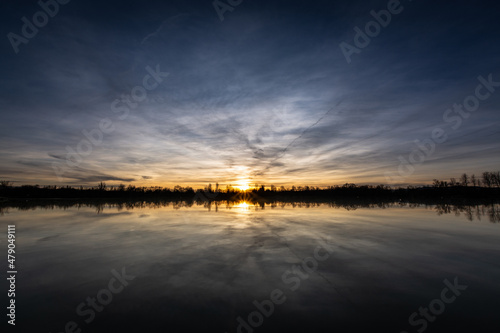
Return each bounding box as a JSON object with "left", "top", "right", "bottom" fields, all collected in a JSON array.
[
  {"left": 0, "top": 170, "right": 499, "bottom": 203},
  {"left": 432, "top": 171, "right": 500, "bottom": 188}
]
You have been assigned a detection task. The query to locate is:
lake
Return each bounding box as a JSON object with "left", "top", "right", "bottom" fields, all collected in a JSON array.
[{"left": 1, "top": 201, "right": 499, "bottom": 332}]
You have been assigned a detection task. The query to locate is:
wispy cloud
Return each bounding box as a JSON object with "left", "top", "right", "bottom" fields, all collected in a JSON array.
[{"left": 1, "top": 0, "right": 499, "bottom": 187}]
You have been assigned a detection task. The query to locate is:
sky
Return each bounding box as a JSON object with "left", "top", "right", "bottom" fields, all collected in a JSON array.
[{"left": 1, "top": 0, "right": 500, "bottom": 189}]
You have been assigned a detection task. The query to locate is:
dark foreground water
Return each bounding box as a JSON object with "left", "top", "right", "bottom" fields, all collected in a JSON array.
[{"left": 1, "top": 202, "right": 499, "bottom": 332}]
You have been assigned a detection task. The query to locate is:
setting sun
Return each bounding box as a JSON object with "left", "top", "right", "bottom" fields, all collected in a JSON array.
[{"left": 234, "top": 183, "right": 250, "bottom": 191}]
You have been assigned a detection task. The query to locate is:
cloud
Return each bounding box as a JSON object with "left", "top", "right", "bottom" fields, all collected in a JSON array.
[{"left": 0, "top": 0, "right": 499, "bottom": 186}]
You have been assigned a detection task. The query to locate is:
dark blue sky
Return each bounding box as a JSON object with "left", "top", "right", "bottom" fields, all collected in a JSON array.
[{"left": 1, "top": 0, "right": 499, "bottom": 187}]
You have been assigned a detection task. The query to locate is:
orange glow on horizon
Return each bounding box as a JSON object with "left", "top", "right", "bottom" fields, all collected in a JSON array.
[
  {"left": 234, "top": 184, "right": 250, "bottom": 191},
  {"left": 233, "top": 180, "right": 251, "bottom": 191}
]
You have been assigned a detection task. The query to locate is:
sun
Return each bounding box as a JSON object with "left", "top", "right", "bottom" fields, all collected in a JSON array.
[{"left": 234, "top": 183, "right": 250, "bottom": 191}]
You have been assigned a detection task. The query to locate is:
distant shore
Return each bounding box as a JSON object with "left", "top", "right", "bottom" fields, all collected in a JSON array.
[{"left": 1, "top": 184, "right": 499, "bottom": 207}]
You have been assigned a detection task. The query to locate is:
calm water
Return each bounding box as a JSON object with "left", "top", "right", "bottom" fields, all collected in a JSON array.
[{"left": 1, "top": 202, "right": 499, "bottom": 332}]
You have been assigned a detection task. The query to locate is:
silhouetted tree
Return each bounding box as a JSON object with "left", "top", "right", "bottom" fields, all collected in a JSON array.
[
  {"left": 492, "top": 172, "right": 500, "bottom": 188},
  {"left": 483, "top": 172, "right": 493, "bottom": 188},
  {"left": 0, "top": 180, "right": 13, "bottom": 188},
  {"left": 470, "top": 174, "right": 477, "bottom": 187},
  {"left": 460, "top": 173, "right": 469, "bottom": 187}
]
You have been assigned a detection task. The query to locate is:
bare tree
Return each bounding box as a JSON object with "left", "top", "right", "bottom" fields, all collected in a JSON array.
[
  {"left": 470, "top": 174, "right": 477, "bottom": 187},
  {"left": 0, "top": 180, "right": 13, "bottom": 187},
  {"left": 460, "top": 173, "right": 469, "bottom": 187},
  {"left": 492, "top": 171, "right": 500, "bottom": 187},
  {"left": 449, "top": 178, "right": 457, "bottom": 186},
  {"left": 482, "top": 172, "right": 492, "bottom": 188}
]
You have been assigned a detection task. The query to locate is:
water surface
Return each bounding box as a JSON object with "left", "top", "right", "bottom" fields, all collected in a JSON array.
[{"left": 1, "top": 202, "right": 499, "bottom": 332}]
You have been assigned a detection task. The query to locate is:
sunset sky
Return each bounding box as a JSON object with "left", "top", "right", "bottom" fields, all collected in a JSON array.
[{"left": 1, "top": 0, "right": 499, "bottom": 189}]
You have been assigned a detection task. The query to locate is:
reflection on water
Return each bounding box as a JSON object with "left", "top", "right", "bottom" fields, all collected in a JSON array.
[
  {"left": 2, "top": 199, "right": 500, "bottom": 222},
  {"left": 1, "top": 201, "right": 500, "bottom": 332},
  {"left": 434, "top": 203, "right": 500, "bottom": 223}
]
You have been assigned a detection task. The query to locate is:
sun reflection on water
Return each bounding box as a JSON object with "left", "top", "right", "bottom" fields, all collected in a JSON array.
[{"left": 234, "top": 201, "right": 250, "bottom": 209}]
